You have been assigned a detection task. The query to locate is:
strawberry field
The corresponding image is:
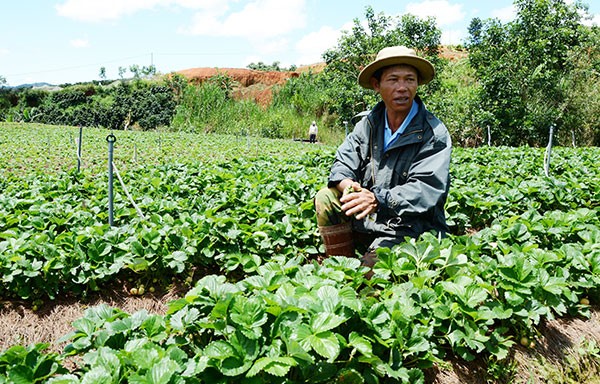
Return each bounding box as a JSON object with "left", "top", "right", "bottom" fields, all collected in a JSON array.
[{"left": 1, "top": 123, "right": 600, "bottom": 383}]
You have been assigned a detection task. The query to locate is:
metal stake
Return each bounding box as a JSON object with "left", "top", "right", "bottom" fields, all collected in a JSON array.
[{"left": 107, "top": 133, "right": 117, "bottom": 226}]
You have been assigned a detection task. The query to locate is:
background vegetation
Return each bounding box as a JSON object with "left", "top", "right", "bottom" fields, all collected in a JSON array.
[{"left": 0, "top": 0, "right": 598, "bottom": 147}]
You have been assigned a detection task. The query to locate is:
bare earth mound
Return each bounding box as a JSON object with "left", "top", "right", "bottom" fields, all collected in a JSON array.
[
  {"left": 2, "top": 289, "right": 599, "bottom": 383},
  {"left": 176, "top": 67, "right": 299, "bottom": 107},
  {"left": 176, "top": 64, "right": 325, "bottom": 107}
]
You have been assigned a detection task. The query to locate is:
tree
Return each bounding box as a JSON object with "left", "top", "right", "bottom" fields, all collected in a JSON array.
[
  {"left": 320, "top": 6, "right": 443, "bottom": 125},
  {"left": 0, "top": 75, "right": 6, "bottom": 87},
  {"left": 129, "top": 64, "right": 141, "bottom": 79},
  {"left": 142, "top": 65, "right": 157, "bottom": 77},
  {"left": 467, "top": 0, "right": 596, "bottom": 146},
  {"left": 559, "top": 26, "right": 600, "bottom": 145},
  {"left": 99, "top": 67, "right": 107, "bottom": 81},
  {"left": 247, "top": 61, "right": 296, "bottom": 72}
]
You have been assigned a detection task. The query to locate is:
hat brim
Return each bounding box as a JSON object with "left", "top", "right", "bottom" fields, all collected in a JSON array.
[{"left": 358, "top": 56, "right": 435, "bottom": 89}]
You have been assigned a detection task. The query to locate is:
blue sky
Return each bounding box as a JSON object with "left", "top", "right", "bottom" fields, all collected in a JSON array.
[{"left": 1, "top": 0, "right": 598, "bottom": 86}]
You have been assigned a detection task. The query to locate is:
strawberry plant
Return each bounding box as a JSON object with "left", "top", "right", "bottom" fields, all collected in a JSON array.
[{"left": 1, "top": 123, "right": 600, "bottom": 382}]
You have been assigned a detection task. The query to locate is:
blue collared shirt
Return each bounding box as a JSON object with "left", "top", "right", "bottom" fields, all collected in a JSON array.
[{"left": 384, "top": 101, "right": 419, "bottom": 150}]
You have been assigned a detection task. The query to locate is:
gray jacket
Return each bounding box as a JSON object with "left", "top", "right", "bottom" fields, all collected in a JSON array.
[{"left": 328, "top": 97, "right": 451, "bottom": 240}]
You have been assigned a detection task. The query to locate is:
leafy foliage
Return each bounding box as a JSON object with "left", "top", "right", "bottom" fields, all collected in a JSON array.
[
  {"left": 247, "top": 61, "right": 296, "bottom": 72},
  {"left": 466, "top": 0, "right": 599, "bottom": 146},
  {"left": 3, "top": 3, "right": 599, "bottom": 146},
  {"left": 321, "top": 6, "right": 444, "bottom": 124},
  {"left": 1, "top": 79, "right": 177, "bottom": 130},
  {"left": 1, "top": 123, "right": 600, "bottom": 382}
]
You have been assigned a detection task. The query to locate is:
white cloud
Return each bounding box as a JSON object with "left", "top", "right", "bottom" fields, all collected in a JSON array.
[
  {"left": 70, "top": 38, "right": 90, "bottom": 48},
  {"left": 441, "top": 28, "right": 466, "bottom": 45},
  {"left": 56, "top": 0, "right": 159, "bottom": 22},
  {"left": 405, "top": 0, "right": 465, "bottom": 27},
  {"left": 0, "top": 48, "right": 9, "bottom": 57},
  {"left": 491, "top": 5, "right": 516, "bottom": 23},
  {"left": 240, "top": 38, "right": 292, "bottom": 65},
  {"left": 55, "top": 0, "right": 225, "bottom": 22},
  {"left": 294, "top": 25, "right": 342, "bottom": 65},
  {"left": 180, "top": 0, "right": 307, "bottom": 39},
  {"left": 171, "top": 0, "right": 223, "bottom": 9},
  {"left": 581, "top": 12, "right": 600, "bottom": 27}
]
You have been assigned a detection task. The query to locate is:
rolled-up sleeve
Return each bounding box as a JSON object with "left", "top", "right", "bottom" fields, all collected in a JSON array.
[{"left": 327, "top": 127, "right": 370, "bottom": 188}]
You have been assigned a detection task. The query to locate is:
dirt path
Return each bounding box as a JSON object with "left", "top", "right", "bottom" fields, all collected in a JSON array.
[{"left": 0, "top": 287, "right": 181, "bottom": 352}]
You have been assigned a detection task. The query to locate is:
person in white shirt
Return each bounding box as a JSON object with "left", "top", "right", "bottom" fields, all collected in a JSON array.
[{"left": 308, "top": 121, "right": 318, "bottom": 143}]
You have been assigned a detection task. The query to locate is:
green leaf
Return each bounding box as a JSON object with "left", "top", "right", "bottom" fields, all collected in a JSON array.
[
  {"left": 285, "top": 340, "right": 314, "bottom": 364},
  {"left": 464, "top": 286, "right": 489, "bottom": 308},
  {"left": 46, "top": 374, "right": 80, "bottom": 383},
  {"left": 149, "top": 358, "right": 179, "bottom": 384},
  {"left": 311, "top": 312, "right": 347, "bottom": 334},
  {"left": 336, "top": 368, "right": 364, "bottom": 384},
  {"left": 230, "top": 297, "right": 268, "bottom": 339},
  {"left": 204, "top": 340, "right": 235, "bottom": 361},
  {"left": 128, "top": 258, "right": 150, "bottom": 273},
  {"left": 348, "top": 332, "right": 374, "bottom": 358},
  {"left": 306, "top": 331, "right": 340, "bottom": 361},
  {"left": 247, "top": 356, "right": 296, "bottom": 377},
  {"left": 79, "top": 366, "right": 114, "bottom": 384},
  {"left": 8, "top": 365, "right": 34, "bottom": 384},
  {"left": 168, "top": 307, "right": 200, "bottom": 332},
  {"left": 142, "top": 315, "right": 167, "bottom": 340},
  {"left": 221, "top": 356, "right": 252, "bottom": 377}
]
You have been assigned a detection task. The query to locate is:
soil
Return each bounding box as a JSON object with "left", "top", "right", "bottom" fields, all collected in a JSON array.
[
  {"left": 176, "top": 66, "right": 306, "bottom": 107},
  {"left": 2, "top": 286, "right": 599, "bottom": 383}
]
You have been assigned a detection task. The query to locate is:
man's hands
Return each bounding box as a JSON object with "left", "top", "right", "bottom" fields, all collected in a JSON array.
[{"left": 338, "top": 180, "right": 378, "bottom": 220}]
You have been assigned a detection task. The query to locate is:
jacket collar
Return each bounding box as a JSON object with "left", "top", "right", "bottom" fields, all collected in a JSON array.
[{"left": 368, "top": 96, "right": 428, "bottom": 151}]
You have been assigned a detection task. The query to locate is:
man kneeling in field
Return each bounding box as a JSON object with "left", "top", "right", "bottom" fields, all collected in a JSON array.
[{"left": 314, "top": 46, "right": 452, "bottom": 272}]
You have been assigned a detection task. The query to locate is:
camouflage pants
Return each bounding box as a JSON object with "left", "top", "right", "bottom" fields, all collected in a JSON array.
[
  {"left": 314, "top": 187, "right": 348, "bottom": 227},
  {"left": 314, "top": 187, "right": 374, "bottom": 254},
  {"left": 314, "top": 187, "right": 406, "bottom": 253}
]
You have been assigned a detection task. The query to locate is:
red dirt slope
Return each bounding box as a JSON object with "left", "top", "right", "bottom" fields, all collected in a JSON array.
[{"left": 176, "top": 65, "right": 323, "bottom": 107}]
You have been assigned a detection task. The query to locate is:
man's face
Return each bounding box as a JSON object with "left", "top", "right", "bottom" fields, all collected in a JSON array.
[{"left": 370, "top": 65, "right": 418, "bottom": 115}]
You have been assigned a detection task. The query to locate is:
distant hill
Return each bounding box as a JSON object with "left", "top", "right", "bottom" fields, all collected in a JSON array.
[{"left": 3, "top": 82, "right": 60, "bottom": 90}]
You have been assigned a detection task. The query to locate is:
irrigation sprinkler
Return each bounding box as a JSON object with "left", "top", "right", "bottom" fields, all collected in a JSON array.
[{"left": 107, "top": 133, "right": 117, "bottom": 226}]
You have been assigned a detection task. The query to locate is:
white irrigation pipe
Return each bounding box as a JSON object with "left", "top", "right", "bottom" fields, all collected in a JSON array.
[
  {"left": 76, "top": 125, "right": 83, "bottom": 172},
  {"left": 543, "top": 125, "right": 554, "bottom": 177},
  {"left": 112, "top": 161, "right": 147, "bottom": 221}
]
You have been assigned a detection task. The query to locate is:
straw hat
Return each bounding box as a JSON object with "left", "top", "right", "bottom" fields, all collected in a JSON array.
[{"left": 358, "top": 46, "right": 435, "bottom": 89}]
